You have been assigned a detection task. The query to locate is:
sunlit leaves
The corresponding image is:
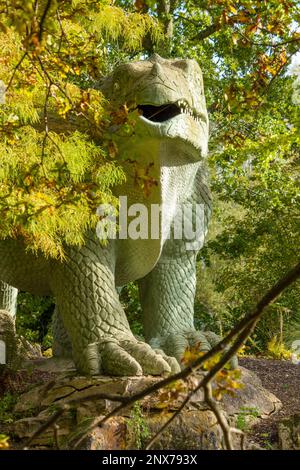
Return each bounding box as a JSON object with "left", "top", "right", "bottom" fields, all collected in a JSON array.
[
  {"left": 182, "top": 346, "right": 243, "bottom": 401},
  {"left": 0, "top": 434, "right": 10, "bottom": 449},
  {"left": 0, "top": 127, "right": 126, "bottom": 258},
  {"left": 0, "top": 1, "right": 160, "bottom": 258}
]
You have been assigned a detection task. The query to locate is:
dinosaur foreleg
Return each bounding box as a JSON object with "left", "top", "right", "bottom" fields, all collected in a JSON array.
[
  {"left": 51, "top": 235, "right": 175, "bottom": 376},
  {"left": 0, "top": 281, "right": 18, "bottom": 317}
]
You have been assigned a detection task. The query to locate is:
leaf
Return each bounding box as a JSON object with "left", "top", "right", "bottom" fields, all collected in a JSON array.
[
  {"left": 232, "top": 33, "right": 239, "bottom": 45},
  {"left": 0, "top": 434, "right": 10, "bottom": 449},
  {"left": 228, "top": 5, "right": 237, "bottom": 15},
  {"left": 236, "top": 12, "right": 250, "bottom": 23}
]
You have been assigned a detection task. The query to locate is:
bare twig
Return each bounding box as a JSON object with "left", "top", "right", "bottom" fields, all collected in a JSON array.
[
  {"left": 40, "top": 80, "right": 52, "bottom": 172},
  {"left": 204, "top": 383, "right": 233, "bottom": 449},
  {"left": 191, "top": 15, "right": 250, "bottom": 42},
  {"left": 145, "top": 321, "right": 254, "bottom": 451},
  {"left": 53, "top": 424, "right": 60, "bottom": 450},
  {"left": 193, "top": 22, "right": 222, "bottom": 41},
  {"left": 6, "top": 52, "right": 28, "bottom": 92},
  {"left": 24, "top": 403, "right": 70, "bottom": 448},
  {"left": 233, "top": 27, "right": 300, "bottom": 49},
  {"left": 203, "top": 382, "right": 242, "bottom": 450},
  {"left": 36, "top": 56, "right": 95, "bottom": 126},
  {"left": 38, "top": 0, "right": 53, "bottom": 42},
  {"left": 145, "top": 382, "right": 197, "bottom": 450},
  {"left": 56, "top": 8, "right": 71, "bottom": 53}
]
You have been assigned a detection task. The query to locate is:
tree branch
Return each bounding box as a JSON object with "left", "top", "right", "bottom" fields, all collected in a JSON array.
[
  {"left": 5, "top": 52, "right": 28, "bottom": 92},
  {"left": 193, "top": 22, "right": 222, "bottom": 41},
  {"left": 156, "top": 0, "right": 179, "bottom": 57},
  {"left": 38, "top": 0, "right": 53, "bottom": 42},
  {"left": 203, "top": 383, "right": 244, "bottom": 450},
  {"left": 25, "top": 404, "right": 70, "bottom": 448}
]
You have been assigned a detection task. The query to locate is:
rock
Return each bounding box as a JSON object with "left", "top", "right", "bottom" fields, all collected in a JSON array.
[
  {"left": 278, "top": 414, "right": 300, "bottom": 450},
  {"left": 10, "top": 358, "right": 281, "bottom": 450},
  {"left": 22, "top": 356, "right": 76, "bottom": 374},
  {"left": 80, "top": 417, "right": 128, "bottom": 450},
  {"left": 13, "top": 409, "right": 74, "bottom": 446},
  {"left": 220, "top": 367, "right": 281, "bottom": 417},
  {"left": 19, "top": 338, "right": 42, "bottom": 360}
]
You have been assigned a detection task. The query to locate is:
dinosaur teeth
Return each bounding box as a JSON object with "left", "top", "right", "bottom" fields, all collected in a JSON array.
[{"left": 176, "top": 100, "right": 201, "bottom": 123}]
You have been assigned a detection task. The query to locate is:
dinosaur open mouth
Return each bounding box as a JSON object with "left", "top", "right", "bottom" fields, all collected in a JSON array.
[
  {"left": 138, "top": 103, "right": 180, "bottom": 123},
  {"left": 138, "top": 100, "right": 202, "bottom": 124}
]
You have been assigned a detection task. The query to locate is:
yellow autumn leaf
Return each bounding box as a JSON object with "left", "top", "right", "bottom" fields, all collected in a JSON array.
[
  {"left": 0, "top": 434, "right": 9, "bottom": 449},
  {"left": 229, "top": 5, "right": 237, "bottom": 15},
  {"left": 232, "top": 33, "right": 239, "bottom": 45}
]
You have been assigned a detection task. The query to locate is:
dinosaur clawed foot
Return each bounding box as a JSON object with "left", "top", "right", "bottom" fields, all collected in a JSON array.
[
  {"left": 149, "top": 330, "right": 238, "bottom": 369},
  {"left": 74, "top": 336, "right": 180, "bottom": 376}
]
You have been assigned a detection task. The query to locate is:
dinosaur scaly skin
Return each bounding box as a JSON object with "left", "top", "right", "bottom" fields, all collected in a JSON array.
[{"left": 0, "top": 54, "right": 222, "bottom": 375}]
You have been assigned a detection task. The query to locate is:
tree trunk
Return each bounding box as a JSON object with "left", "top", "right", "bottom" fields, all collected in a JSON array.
[{"left": 156, "top": 0, "right": 178, "bottom": 57}]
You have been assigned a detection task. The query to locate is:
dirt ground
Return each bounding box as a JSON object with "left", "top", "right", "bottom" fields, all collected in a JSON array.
[{"left": 240, "top": 357, "right": 300, "bottom": 449}]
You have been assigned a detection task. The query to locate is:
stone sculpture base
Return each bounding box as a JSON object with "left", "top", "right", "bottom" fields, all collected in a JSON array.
[{"left": 7, "top": 358, "right": 281, "bottom": 450}]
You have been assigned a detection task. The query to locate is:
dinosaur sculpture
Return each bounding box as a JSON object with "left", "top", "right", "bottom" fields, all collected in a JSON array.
[{"left": 0, "top": 54, "right": 220, "bottom": 376}]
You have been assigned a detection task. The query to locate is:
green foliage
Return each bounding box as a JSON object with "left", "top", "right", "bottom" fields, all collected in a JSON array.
[
  {"left": 127, "top": 402, "right": 150, "bottom": 449},
  {"left": 16, "top": 293, "right": 54, "bottom": 349},
  {"left": 195, "top": 259, "right": 230, "bottom": 337},
  {"left": 285, "top": 309, "right": 300, "bottom": 348},
  {"left": 266, "top": 336, "right": 293, "bottom": 360},
  {"left": 0, "top": 393, "right": 18, "bottom": 424},
  {"left": 0, "top": 0, "right": 160, "bottom": 258},
  {"left": 236, "top": 406, "right": 260, "bottom": 432},
  {"left": 120, "top": 283, "right": 143, "bottom": 337},
  {"left": 202, "top": 83, "right": 300, "bottom": 349}
]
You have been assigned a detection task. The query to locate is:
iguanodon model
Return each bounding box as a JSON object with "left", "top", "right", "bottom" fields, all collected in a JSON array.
[{"left": 0, "top": 54, "right": 222, "bottom": 376}]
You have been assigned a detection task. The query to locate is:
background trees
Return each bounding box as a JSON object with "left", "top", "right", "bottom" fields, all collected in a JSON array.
[{"left": 1, "top": 0, "right": 299, "bottom": 353}]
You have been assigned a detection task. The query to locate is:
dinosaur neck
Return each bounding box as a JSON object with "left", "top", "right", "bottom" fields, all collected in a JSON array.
[
  {"left": 114, "top": 135, "right": 202, "bottom": 286},
  {"left": 159, "top": 140, "right": 202, "bottom": 245}
]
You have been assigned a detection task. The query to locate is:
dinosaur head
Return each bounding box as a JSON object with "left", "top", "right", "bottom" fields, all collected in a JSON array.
[{"left": 101, "top": 54, "right": 209, "bottom": 158}]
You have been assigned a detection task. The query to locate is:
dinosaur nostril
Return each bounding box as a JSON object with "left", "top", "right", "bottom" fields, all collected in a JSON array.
[{"left": 151, "top": 62, "right": 163, "bottom": 76}]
